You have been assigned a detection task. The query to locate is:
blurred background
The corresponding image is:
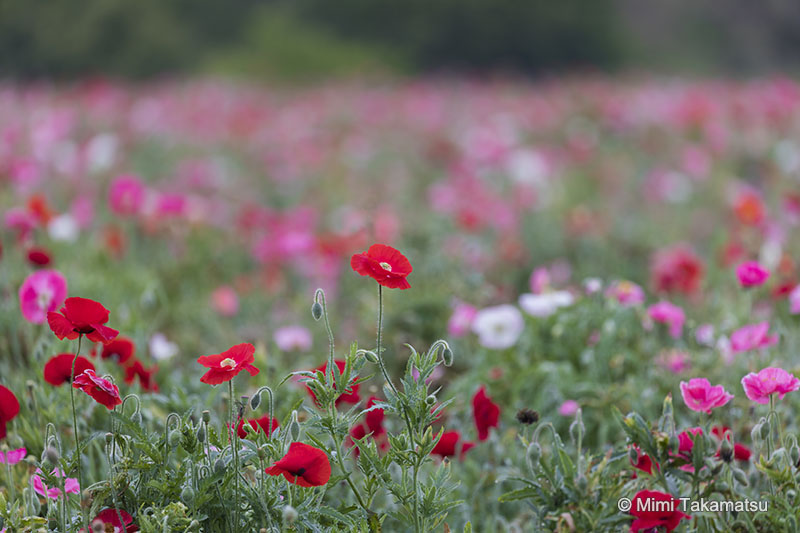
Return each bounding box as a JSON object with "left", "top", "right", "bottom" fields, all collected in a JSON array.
[{"left": 1, "top": 0, "right": 798, "bottom": 81}]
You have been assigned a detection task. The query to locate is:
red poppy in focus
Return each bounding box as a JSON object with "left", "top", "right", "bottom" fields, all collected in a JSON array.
[
  {"left": 472, "top": 386, "right": 500, "bottom": 441},
  {"left": 27, "top": 247, "right": 52, "bottom": 267},
  {"left": 197, "top": 343, "right": 259, "bottom": 385},
  {"left": 101, "top": 337, "right": 135, "bottom": 365},
  {"left": 0, "top": 385, "right": 20, "bottom": 440},
  {"left": 43, "top": 354, "right": 95, "bottom": 386},
  {"left": 233, "top": 415, "right": 280, "bottom": 439},
  {"left": 431, "top": 430, "right": 474, "bottom": 460},
  {"left": 307, "top": 360, "right": 360, "bottom": 406},
  {"left": 629, "top": 489, "right": 690, "bottom": 532},
  {"left": 47, "top": 297, "right": 119, "bottom": 344},
  {"left": 72, "top": 369, "right": 122, "bottom": 410},
  {"left": 124, "top": 360, "right": 159, "bottom": 392},
  {"left": 650, "top": 244, "right": 704, "bottom": 296},
  {"left": 350, "top": 244, "right": 413, "bottom": 289},
  {"left": 629, "top": 445, "right": 658, "bottom": 477},
  {"left": 82, "top": 508, "right": 139, "bottom": 533},
  {"left": 265, "top": 442, "right": 331, "bottom": 487}
]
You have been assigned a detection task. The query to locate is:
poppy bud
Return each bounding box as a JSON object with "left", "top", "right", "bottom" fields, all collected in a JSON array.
[
  {"left": 311, "top": 302, "right": 323, "bottom": 321},
  {"left": 668, "top": 434, "right": 679, "bottom": 453},
  {"left": 569, "top": 410, "right": 585, "bottom": 446},
  {"left": 289, "top": 411, "right": 301, "bottom": 441},
  {"left": 792, "top": 444, "right": 800, "bottom": 467},
  {"left": 787, "top": 490, "right": 797, "bottom": 502},
  {"left": 283, "top": 505, "right": 298, "bottom": 524},
  {"left": 250, "top": 391, "right": 261, "bottom": 411},
  {"left": 181, "top": 485, "right": 195, "bottom": 505},
  {"left": 214, "top": 458, "right": 226, "bottom": 475},
  {"left": 733, "top": 467, "right": 748, "bottom": 486},
  {"left": 26, "top": 380, "right": 35, "bottom": 393},
  {"left": 202, "top": 410, "right": 211, "bottom": 424},
  {"left": 168, "top": 429, "right": 182, "bottom": 448},
  {"left": 196, "top": 425, "right": 206, "bottom": 444},
  {"left": 760, "top": 420, "right": 770, "bottom": 440},
  {"left": 189, "top": 521, "right": 200, "bottom": 530},
  {"left": 751, "top": 421, "right": 764, "bottom": 449},
  {"left": 442, "top": 347, "right": 454, "bottom": 367},
  {"left": 24, "top": 487, "right": 40, "bottom": 515},
  {"left": 526, "top": 442, "right": 541, "bottom": 473},
  {"left": 425, "top": 394, "right": 436, "bottom": 406},
  {"left": 719, "top": 438, "right": 734, "bottom": 463},
  {"left": 362, "top": 350, "right": 379, "bottom": 364},
  {"left": 131, "top": 411, "right": 142, "bottom": 426},
  {"left": 105, "top": 432, "right": 113, "bottom": 445},
  {"left": 628, "top": 447, "right": 638, "bottom": 463},
  {"left": 576, "top": 474, "right": 588, "bottom": 491},
  {"left": 44, "top": 446, "right": 60, "bottom": 465},
  {"left": 716, "top": 481, "right": 729, "bottom": 492}
]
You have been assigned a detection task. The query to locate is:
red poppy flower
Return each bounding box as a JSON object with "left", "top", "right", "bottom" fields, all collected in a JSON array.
[
  {"left": 27, "top": 194, "right": 54, "bottom": 225},
  {"left": 0, "top": 385, "right": 20, "bottom": 439},
  {"left": 431, "top": 430, "right": 474, "bottom": 460},
  {"left": 72, "top": 369, "right": 122, "bottom": 410},
  {"left": 347, "top": 424, "right": 368, "bottom": 457},
  {"left": 232, "top": 415, "right": 280, "bottom": 439},
  {"left": 47, "top": 297, "right": 119, "bottom": 344},
  {"left": 350, "top": 244, "right": 412, "bottom": 289},
  {"left": 629, "top": 446, "right": 658, "bottom": 477},
  {"left": 629, "top": 489, "right": 690, "bottom": 532},
  {"left": 472, "top": 386, "right": 500, "bottom": 441},
  {"left": 307, "top": 360, "right": 360, "bottom": 406},
  {"left": 27, "top": 247, "right": 52, "bottom": 267},
  {"left": 197, "top": 343, "right": 259, "bottom": 385},
  {"left": 124, "top": 360, "right": 159, "bottom": 392},
  {"left": 711, "top": 427, "right": 751, "bottom": 462},
  {"left": 265, "top": 442, "right": 331, "bottom": 487},
  {"left": 101, "top": 337, "right": 135, "bottom": 365},
  {"left": 43, "top": 354, "right": 95, "bottom": 386},
  {"left": 650, "top": 244, "right": 704, "bottom": 296},
  {"left": 364, "top": 396, "right": 385, "bottom": 436},
  {"left": 82, "top": 508, "right": 139, "bottom": 533}
]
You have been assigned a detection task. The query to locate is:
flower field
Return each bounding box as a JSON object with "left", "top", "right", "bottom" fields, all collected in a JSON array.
[{"left": 2, "top": 78, "right": 800, "bottom": 532}]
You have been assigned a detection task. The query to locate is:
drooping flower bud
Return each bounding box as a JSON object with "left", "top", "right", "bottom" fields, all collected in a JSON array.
[
  {"left": 311, "top": 302, "right": 323, "bottom": 321},
  {"left": 526, "top": 442, "right": 541, "bottom": 473},
  {"left": 250, "top": 391, "right": 261, "bottom": 411},
  {"left": 442, "top": 347, "right": 454, "bottom": 367}
]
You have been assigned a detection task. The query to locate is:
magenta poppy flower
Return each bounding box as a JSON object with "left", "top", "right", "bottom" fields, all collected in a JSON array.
[
  {"left": 679, "top": 378, "right": 734, "bottom": 414},
  {"left": 647, "top": 301, "right": 685, "bottom": 339},
  {"left": 31, "top": 468, "right": 79, "bottom": 500},
  {"left": 108, "top": 175, "right": 146, "bottom": 216},
  {"left": 0, "top": 447, "right": 26, "bottom": 465},
  {"left": 447, "top": 301, "right": 477, "bottom": 337},
  {"left": 741, "top": 367, "right": 800, "bottom": 404},
  {"left": 18, "top": 269, "right": 68, "bottom": 324},
  {"left": 730, "top": 322, "right": 778, "bottom": 353},
  {"left": 736, "top": 261, "right": 770, "bottom": 287}
]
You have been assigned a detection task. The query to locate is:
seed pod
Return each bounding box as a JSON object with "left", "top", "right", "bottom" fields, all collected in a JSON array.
[
  {"left": 311, "top": 302, "right": 323, "bottom": 321},
  {"left": 526, "top": 442, "right": 541, "bottom": 473},
  {"left": 105, "top": 433, "right": 113, "bottom": 445},
  {"left": 442, "top": 347, "right": 454, "bottom": 367},
  {"left": 202, "top": 410, "right": 211, "bottom": 424}
]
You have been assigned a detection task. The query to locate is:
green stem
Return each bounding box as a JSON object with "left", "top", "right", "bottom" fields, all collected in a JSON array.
[
  {"left": 70, "top": 334, "right": 87, "bottom": 530},
  {"left": 328, "top": 403, "right": 369, "bottom": 513},
  {"left": 229, "top": 380, "right": 240, "bottom": 528}
]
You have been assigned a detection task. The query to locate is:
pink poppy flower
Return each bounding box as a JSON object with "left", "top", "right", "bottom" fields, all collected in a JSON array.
[
  {"left": 210, "top": 286, "right": 239, "bottom": 317},
  {"left": 18, "top": 270, "right": 68, "bottom": 324},
  {"left": 789, "top": 285, "right": 800, "bottom": 314},
  {"left": 108, "top": 175, "right": 146, "bottom": 216},
  {"left": 0, "top": 447, "right": 26, "bottom": 465},
  {"left": 559, "top": 400, "right": 579, "bottom": 417},
  {"left": 730, "top": 322, "right": 778, "bottom": 353},
  {"left": 31, "top": 468, "right": 79, "bottom": 500},
  {"left": 647, "top": 301, "right": 685, "bottom": 339},
  {"left": 447, "top": 301, "right": 477, "bottom": 337},
  {"left": 679, "top": 378, "right": 734, "bottom": 414},
  {"left": 274, "top": 325, "right": 312, "bottom": 352},
  {"left": 605, "top": 280, "right": 645, "bottom": 306},
  {"left": 736, "top": 261, "right": 770, "bottom": 287},
  {"left": 741, "top": 367, "right": 800, "bottom": 404}
]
